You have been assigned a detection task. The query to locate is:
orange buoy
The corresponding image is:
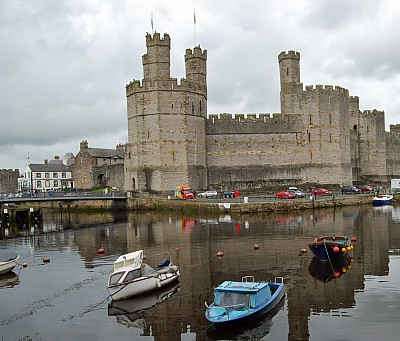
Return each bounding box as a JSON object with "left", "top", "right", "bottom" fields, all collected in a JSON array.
[
  {"left": 254, "top": 243, "right": 260, "bottom": 250},
  {"left": 175, "top": 247, "right": 180, "bottom": 252},
  {"left": 300, "top": 248, "right": 307, "bottom": 254},
  {"left": 42, "top": 257, "right": 50, "bottom": 263},
  {"left": 342, "top": 267, "right": 347, "bottom": 273},
  {"left": 333, "top": 271, "right": 341, "bottom": 277},
  {"left": 216, "top": 251, "right": 224, "bottom": 257},
  {"left": 22, "top": 262, "right": 28, "bottom": 268},
  {"left": 333, "top": 246, "right": 340, "bottom": 253},
  {"left": 351, "top": 236, "right": 357, "bottom": 242},
  {"left": 341, "top": 247, "right": 347, "bottom": 253},
  {"left": 346, "top": 246, "right": 352, "bottom": 251},
  {"left": 98, "top": 248, "right": 105, "bottom": 254},
  {"left": 350, "top": 245, "right": 354, "bottom": 250}
]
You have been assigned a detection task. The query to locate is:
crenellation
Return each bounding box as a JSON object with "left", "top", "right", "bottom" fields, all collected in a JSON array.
[
  {"left": 145, "top": 32, "right": 170, "bottom": 46},
  {"left": 278, "top": 50, "right": 300, "bottom": 62}
]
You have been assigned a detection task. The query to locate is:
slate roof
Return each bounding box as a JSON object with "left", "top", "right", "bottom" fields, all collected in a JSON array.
[
  {"left": 86, "top": 148, "right": 125, "bottom": 159},
  {"left": 29, "top": 164, "right": 69, "bottom": 172}
]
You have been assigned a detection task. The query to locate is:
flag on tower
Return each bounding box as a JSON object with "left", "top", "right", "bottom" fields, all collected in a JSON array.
[
  {"left": 194, "top": 9, "right": 196, "bottom": 24},
  {"left": 151, "top": 13, "right": 154, "bottom": 33}
]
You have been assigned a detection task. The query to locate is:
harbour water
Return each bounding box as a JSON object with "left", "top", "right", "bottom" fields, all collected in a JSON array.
[{"left": 1, "top": 205, "right": 400, "bottom": 340}]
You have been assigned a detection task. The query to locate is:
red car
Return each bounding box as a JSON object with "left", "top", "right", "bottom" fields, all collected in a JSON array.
[
  {"left": 313, "top": 188, "right": 332, "bottom": 196},
  {"left": 357, "top": 185, "right": 373, "bottom": 192},
  {"left": 276, "top": 191, "right": 296, "bottom": 199}
]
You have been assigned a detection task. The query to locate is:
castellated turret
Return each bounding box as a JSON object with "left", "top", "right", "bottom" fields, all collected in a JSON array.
[
  {"left": 142, "top": 32, "right": 171, "bottom": 80},
  {"left": 185, "top": 46, "right": 207, "bottom": 87},
  {"left": 278, "top": 51, "right": 303, "bottom": 114}
]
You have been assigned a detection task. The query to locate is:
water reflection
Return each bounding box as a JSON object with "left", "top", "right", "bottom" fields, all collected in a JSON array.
[
  {"left": 1, "top": 205, "right": 400, "bottom": 340},
  {"left": 108, "top": 282, "right": 180, "bottom": 332},
  {"left": 308, "top": 255, "right": 353, "bottom": 283},
  {"left": 0, "top": 271, "right": 20, "bottom": 289}
]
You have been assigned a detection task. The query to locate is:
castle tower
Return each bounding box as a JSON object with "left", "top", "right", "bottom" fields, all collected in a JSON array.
[
  {"left": 278, "top": 51, "right": 302, "bottom": 114},
  {"left": 124, "top": 33, "right": 208, "bottom": 193},
  {"left": 142, "top": 33, "right": 171, "bottom": 80}
]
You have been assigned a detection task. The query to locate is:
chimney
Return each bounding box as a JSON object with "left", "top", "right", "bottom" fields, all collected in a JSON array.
[
  {"left": 44, "top": 159, "right": 48, "bottom": 164},
  {"left": 54, "top": 156, "right": 60, "bottom": 160}
]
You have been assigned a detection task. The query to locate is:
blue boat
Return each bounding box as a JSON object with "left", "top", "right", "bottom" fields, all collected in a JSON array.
[
  {"left": 372, "top": 194, "right": 393, "bottom": 206},
  {"left": 308, "top": 235, "right": 353, "bottom": 261},
  {"left": 205, "top": 276, "right": 285, "bottom": 327}
]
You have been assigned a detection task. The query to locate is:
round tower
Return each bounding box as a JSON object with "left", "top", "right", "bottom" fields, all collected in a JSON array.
[
  {"left": 142, "top": 32, "right": 171, "bottom": 80},
  {"left": 278, "top": 50, "right": 301, "bottom": 114},
  {"left": 185, "top": 46, "right": 207, "bottom": 87}
]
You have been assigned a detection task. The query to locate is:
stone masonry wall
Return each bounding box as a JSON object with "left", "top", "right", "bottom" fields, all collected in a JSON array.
[{"left": 0, "top": 169, "right": 19, "bottom": 194}]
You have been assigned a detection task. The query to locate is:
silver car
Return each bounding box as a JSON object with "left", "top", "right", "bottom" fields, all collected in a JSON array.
[{"left": 197, "top": 190, "right": 218, "bottom": 198}]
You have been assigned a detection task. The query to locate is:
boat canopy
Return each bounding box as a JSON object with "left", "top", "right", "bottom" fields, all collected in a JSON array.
[{"left": 114, "top": 250, "right": 143, "bottom": 271}]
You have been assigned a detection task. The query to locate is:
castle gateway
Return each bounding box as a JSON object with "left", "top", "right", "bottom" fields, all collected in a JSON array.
[{"left": 124, "top": 32, "right": 400, "bottom": 193}]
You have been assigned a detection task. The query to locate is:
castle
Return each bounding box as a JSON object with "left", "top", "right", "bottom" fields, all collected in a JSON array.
[{"left": 123, "top": 32, "right": 400, "bottom": 193}]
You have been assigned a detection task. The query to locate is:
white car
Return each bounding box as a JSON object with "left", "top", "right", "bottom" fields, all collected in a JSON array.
[
  {"left": 197, "top": 190, "right": 218, "bottom": 198},
  {"left": 287, "top": 187, "right": 306, "bottom": 198}
]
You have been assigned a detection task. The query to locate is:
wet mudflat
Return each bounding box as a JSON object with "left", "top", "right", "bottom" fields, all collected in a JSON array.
[{"left": 1, "top": 205, "right": 400, "bottom": 340}]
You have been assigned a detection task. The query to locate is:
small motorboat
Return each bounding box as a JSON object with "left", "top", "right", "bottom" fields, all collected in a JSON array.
[
  {"left": 205, "top": 276, "right": 284, "bottom": 327},
  {"left": 372, "top": 194, "right": 393, "bottom": 206},
  {"left": 206, "top": 291, "right": 285, "bottom": 340},
  {"left": 308, "top": 235, "right": 353, "bottom": 261},
  {"left": 107, "top": 250, "right": 180, "bottom": 301},
  {"left": 0, "top": 253, "right": 19, "bottom": 275}
]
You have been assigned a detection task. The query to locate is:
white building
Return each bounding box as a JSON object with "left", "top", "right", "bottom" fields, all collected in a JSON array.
[{"left": 20, "top": 159, "right": 74, "bottom": 193}]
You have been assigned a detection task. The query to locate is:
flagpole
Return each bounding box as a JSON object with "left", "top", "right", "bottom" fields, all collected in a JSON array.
[{"left": 194, "top": 8, "right": 197, "bottom": 46}]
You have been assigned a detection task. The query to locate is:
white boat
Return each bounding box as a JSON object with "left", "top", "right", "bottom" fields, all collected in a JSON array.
[
  {"left": 107, "top": 250, "right": 180, "bottom": 301},
  {"left": 0, "top": 253, "right": 19, "bottom": 275},
  {"left": 372, "top": 194, "right": 393, "bottom": 206}
]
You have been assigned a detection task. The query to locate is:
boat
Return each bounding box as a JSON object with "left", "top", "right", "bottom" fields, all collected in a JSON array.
[
  {"left": 308, "top": 255, "right": 353, "bottom": 283},
  {"left": 205, "top": 276, "right": 284, "bottom": 327},
  {"left": 206, "top": 291, "right": 285, "bottom": 340},
  {"left": 0, "top": 271, "right": 20, "bottom": 289},
  {"left": 372, "top": 194, "right": 393, "bottom": 206},
  {"left": 107, "top": 250, "right": 180, "bottom": 301},
  {"left": 308, "top": 235, "right": 353, "bottom": 261},
  {"left": 108, "top": 282, "right": 180, "bottom": 328},
  {"left": 0, "top": 253, "right": 19, "bottom": 275}
]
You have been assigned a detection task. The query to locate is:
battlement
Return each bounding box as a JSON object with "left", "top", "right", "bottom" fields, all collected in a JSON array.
[
  {"left": 145, "top": 32, "right": 170, "bottom": 47},
  {"left": 185, "top": 46, "right": 207, "bottom": 60},
  {"left": 125, "top": 77, "right": 207, "bottom": 96},
  {"left": 206, "top": 112, "right": 302, "bottom": 135},
  {"left": 303, "top": 84, "right": 349, "bottom": 97},
  {"left": 278, "top": 50, "right": 300, "bottom": 62},
  {"left": 362, "top": 109, "right": 385, "bottom": 117}
]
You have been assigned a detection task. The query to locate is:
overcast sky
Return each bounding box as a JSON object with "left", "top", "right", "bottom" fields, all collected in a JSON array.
[{"left": 1, "top": 0, "right": 400, "bottom": 172}]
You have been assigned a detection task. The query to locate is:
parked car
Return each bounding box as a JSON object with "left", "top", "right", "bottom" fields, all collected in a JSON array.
[
  {"left": 287, "top": 187, "right": 306, "bottom": 198},
  {"left": 220, "top": 191, "right": 234, "bottom": 198},
  {"left": 197, "top": 190, "right": 218, "bottom": 198},
  {"left": 276, "top": 191, "right": 296, "bottom": 199},
  {"left": 312, "top": 188, "right": 332, "bottom": 196},
  {"left": 357, "top": 185, "right": 373, "bottom": 193},
  {"left": 341, "top": 185, "right": 361, "bottom": 194}
]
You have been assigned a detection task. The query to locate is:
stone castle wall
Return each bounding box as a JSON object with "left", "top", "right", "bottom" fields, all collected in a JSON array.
[
  {"left": 0, "top": 169, "right": 19, "bottom": 194},
  {"left": 124, "top": 33, "right": 399, "bottom": 192}
]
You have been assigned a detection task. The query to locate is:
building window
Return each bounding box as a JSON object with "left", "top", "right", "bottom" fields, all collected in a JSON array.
[
  {"left": 45, "top": 173, "right": 50, "bottom": 178},
  {"left": 62, "top": 173, "right": 66, "bottom": 178},
  {"left": 36, "top": 173, "right": 41, "bottom": 178},
  {"left": 54, "top": 180, "right": 58, "bottom": 187},
  {"left": 53, "top": 173, "right": 58, "bottom": 178},
  {"left": 37, "top": 181, "right": 42, "bottom": 188}
]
